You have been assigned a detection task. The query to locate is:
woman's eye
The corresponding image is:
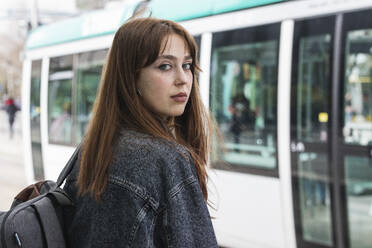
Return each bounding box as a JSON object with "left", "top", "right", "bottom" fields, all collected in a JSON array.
[
  {"left": 183, "top": 63, "right": 192, "bottom": 70},
  {"left": 158, "top": 64, "right": 171, "bottom": 71}
]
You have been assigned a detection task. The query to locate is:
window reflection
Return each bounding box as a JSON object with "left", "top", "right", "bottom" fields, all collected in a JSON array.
[
  {"left": 48, "top": 55, "right": 73, "bottom": 145},
  {"left": 48, "top": 51, "right": 107, "bottom": 146},
  {"left": 296, "top": 34, "right": 331, "bottom": 143},
  {"left": 30, "top": 60, "right": 44, "bottom": 180},
  {"left": 343, "top": 29, "right": 372, "bottom": 146},
  {"left": 345, "top": 156, "right": 372, "bottom": 248},
  {"left": 31, "top": 60, "right": 42, "bottom": 143},
  {"left": 297, "top": 152, "right": 333, "bottom": 246},
  {"left": 211, "top": 28, "right": 278, "bottom": 169},
  {"left": 75, "top": 49, "right": 107, "bottom": 143}
]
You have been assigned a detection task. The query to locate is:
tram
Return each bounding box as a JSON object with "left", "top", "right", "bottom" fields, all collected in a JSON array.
[{"left": 21, "top": 0, "right": 372, "bottom": 247}]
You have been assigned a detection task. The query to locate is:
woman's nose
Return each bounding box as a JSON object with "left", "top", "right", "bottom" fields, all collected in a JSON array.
[{"left": 175, "top": 67, "right": 190, "bottom": 85}]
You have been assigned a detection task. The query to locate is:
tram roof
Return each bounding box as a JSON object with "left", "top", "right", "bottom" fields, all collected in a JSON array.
[{"left": 25, "top": 0, "right": 284, "bottom": 50}]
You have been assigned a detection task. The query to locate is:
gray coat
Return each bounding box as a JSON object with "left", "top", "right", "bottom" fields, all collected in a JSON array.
[{"left": 63, "top": 129, "right": 218, "bottom": 247}]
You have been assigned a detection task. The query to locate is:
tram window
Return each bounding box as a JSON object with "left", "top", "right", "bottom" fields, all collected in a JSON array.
[
  {"left": 31, "top": 60, "right": 42, "bottom": 144},
  {"left": 210, "top": 24, "right": 279, "bottom": 172},
  {"left": 48, "top": 55, "right": 73, "bottom": 145},
  {"left": 345, "top": 155, "right": 372, "bottom": 247},
  {"left": 343, "top": 29, "right": 372, "bottom": 146},
  {"left": 75, "top": 49, "right": 108, "bottom": 144},
  {"left": 297, "top": 152, "right": 332, "bottom": 245},
  {"left": 30, "top": 60, "right": 44, "bottom": 180},
  {"left": 295, "top": 34, "right": 331, "bottom": 143}
]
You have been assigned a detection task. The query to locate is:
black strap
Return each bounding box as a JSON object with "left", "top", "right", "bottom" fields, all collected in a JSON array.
[
  {"left": 49, "top": 190, "right": 74, "bottom": 207},
  {"left": 56, "top": 143, "right": 81, "bottom": 187},
  {"left": 32, "top": 197, "right": 67, "bottom": 247}
]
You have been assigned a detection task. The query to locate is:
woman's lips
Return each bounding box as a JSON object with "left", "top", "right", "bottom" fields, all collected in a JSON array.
[{"left": 171, "top": 93, "right": 187, "bottom": 102}]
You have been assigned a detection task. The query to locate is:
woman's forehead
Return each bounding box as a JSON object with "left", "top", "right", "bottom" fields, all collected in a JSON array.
[{"left": 159, "top": 34, "right": 191, "bottom": 56}]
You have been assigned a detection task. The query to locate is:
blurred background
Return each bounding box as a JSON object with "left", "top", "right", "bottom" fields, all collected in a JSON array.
[
  {"left": 0, "top": 0, "right": 130, "bottom": 210},
  {"left": 1, "top": 0, "right": 372, "bottom": 247}
]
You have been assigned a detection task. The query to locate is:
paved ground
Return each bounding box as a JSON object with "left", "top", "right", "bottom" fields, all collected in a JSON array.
[{"left": 0, "top": 111, "right": 27, "bottom": 211}]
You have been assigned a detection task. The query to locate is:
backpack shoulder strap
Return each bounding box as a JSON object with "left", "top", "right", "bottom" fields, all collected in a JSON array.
[{"left": 56, "top": 143, "right": 81, "bottom": 187}]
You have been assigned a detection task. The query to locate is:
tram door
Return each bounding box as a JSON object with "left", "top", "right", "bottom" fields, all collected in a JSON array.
[{"left": 291, "top": 10, "right": 372, "bottom": 248}]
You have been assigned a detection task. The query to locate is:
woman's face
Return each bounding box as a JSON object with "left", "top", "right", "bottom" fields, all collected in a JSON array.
[{"left": 137, "top": 34, "right": 193, "bottom": 118}]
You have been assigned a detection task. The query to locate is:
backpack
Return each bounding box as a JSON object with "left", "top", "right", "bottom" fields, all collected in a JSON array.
[{"left": 0, "top": 145, "right": 80, "bottom": 248}]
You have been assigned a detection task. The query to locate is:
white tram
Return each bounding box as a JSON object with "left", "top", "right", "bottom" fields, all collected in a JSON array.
[{"left": 22, "top": 0, "right": 372, "bottom": 247}]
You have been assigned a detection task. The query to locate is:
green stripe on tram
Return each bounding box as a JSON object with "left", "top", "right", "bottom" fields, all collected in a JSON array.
[
  {"left": 26, "top": 0, "right": 285, "bottom": 50},
  {"left": 25, "top": 3, "right": 137, "bottom": 50},
  {"left": 148, "top": 0, "right": 284, "bottom": 22}
]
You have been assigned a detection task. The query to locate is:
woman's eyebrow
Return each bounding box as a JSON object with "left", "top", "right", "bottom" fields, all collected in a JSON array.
[{"left": 158, "top": 55, "right": 192, "bottom": 61}]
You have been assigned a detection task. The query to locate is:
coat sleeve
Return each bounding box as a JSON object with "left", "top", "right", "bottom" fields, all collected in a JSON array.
[{"left": 163, "top": 177, "right": 218, "bottom": 248}]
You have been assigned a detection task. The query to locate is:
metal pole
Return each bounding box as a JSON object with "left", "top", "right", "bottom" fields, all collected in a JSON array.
[{"left": 331, "top": 13, "right": 347, "bottom": 248}]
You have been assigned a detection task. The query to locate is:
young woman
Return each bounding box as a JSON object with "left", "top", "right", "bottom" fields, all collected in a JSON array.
[{"left": 63, "top": 17, "right": 219, "bottom": 247}]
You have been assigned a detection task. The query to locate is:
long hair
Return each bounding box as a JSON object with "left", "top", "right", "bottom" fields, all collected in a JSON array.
[{"left": 77, "top": 17, "right": 215, "bottom": 201}]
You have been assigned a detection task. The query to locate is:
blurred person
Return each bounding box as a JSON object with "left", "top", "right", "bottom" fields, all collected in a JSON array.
[
  {"left": 2, "top": 97, "right": 20, "bottom": 139},
  {"left": 229, "top": 95, "right": 256, "bottom": 150},
  {"left": 50, "top": 101, "right": 72, "bottom": 143},
  {"left": 63, "top": 18, "right": 219, "bottom": 247}
]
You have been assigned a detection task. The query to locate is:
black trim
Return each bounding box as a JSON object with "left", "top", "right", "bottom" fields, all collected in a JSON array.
[
  {"left": 330, "top": 13, "right": 347, "bottom": 248},
  {"left": 343, "top": 8, "right": 372, "bottom": 31},
  {"left": 291, "top": 15, "right": 337, "bottom": 248},
  {"left": 212, "top": 23, "right": 280, "bottom": 49},
  {"left": 340, "top": 145, "right": 372, "bottom": 157},
  {"left": 302, "top": 241, "right": 333, "bottom": 248},
  {"left": 298, "top": 142, "right": 328, "bottom": 153}
]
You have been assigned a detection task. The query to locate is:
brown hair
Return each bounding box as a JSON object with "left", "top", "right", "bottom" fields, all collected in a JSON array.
[{"left": 77, "top": 17, "right": 215, "bottom": 202}]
